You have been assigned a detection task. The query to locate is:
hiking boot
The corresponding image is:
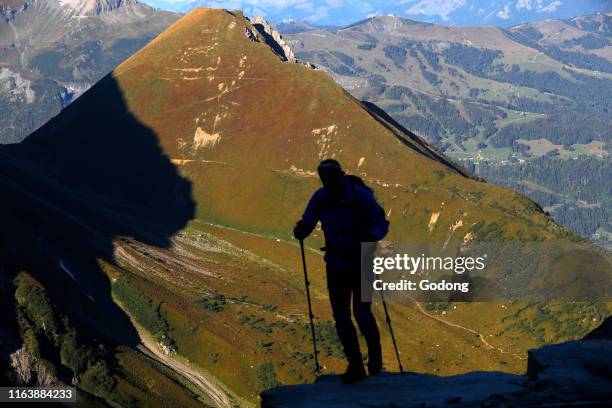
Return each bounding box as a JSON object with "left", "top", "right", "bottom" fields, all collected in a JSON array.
[
  {"left": 368, "top": 351, "right": 382, "bottom": 376},
  {"left": 341, "top": 362, "right": 367, "bottom": 384}
]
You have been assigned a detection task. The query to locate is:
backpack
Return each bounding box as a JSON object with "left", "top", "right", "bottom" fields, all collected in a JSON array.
[
  {"left": 346, "top": 174, "right": 373, "bottom": 195},
  {"left": 346, "top": 174, "right": 388, "bottom": 242}
]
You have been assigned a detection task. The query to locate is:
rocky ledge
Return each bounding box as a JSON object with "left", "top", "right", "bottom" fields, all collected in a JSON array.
[{"left": 261, "top": 318, "right": 612, "bottom": 407}]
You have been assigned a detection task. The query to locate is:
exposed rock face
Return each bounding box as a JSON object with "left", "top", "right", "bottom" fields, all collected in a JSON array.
[
  {"left": 0, "top": 68, "right": 35, "bottom": 103},
  {"left": 243, "top": 25, "right": 258, "bottom": 42},
  {"left": 61, "top": 0, "right": 141, "bottom": 16},
  {"left": 251, "top": 16, "right": 296, "bottom": 62},
  {"left": 9, "top": 345, "right": 56, "bottom": 386},
  {"left": 1, "top": 0, "right": 150, "bottom": 22},
  {"left": 262, "top": 317, "right": 612, "bottom": 408}
]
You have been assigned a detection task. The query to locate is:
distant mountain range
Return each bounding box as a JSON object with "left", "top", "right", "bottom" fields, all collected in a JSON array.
[
  {"left": 284, "top": 12, "right": 612, "bottom": 246},
  {"left": 0, "top": 0, "right": 178, "bottom": 143},
  {"left": 141, "top": 0, "right": 611, "bottom": 27}
]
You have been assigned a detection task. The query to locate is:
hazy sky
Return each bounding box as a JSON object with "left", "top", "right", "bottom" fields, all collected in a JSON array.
[{"left": 139, "top": 0, "right": 611, "bottom": 26}]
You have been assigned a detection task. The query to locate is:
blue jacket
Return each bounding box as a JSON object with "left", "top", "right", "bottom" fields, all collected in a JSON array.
[{"left": 299, "top": 176, "right": 389, "bottom": 271}]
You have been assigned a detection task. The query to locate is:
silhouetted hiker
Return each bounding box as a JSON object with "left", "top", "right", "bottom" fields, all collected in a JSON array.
[{"left": 294, "top": 159, "right": 389, "bottom": 384}]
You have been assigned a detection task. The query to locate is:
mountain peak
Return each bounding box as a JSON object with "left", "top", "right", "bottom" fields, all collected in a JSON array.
[
  {"left": 1, "top": 0, "right": 154, "bottom": 21},
  {"left": 343, "top": 14, "right": 431, "bottom": 33},
  {"left": 57, "top": 0, "right": 135, "bottom": 13}
]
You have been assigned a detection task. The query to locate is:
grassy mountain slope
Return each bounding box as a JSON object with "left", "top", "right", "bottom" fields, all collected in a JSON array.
[
  {"left": 0, "top": 8, "right": 608, "bottom": 407},
  {"left": 284, "top": 13, "right": 611, "bottom": 246}
]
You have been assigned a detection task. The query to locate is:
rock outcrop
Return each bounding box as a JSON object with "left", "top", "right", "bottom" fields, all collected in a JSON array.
[
  {"left": 9, "top": 345, "right": 56, "bottom": 387},
  {"left": 262, "top": 317, "right": 612, "bottom": 407},
  {"left": 251, "top": 16, "right": 296, "bottom": 62}
]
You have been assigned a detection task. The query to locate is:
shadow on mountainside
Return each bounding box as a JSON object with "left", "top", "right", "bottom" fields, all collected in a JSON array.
[
  {"left": 0, "top": 73, "right": 195, "bottom": 385},
  {"left": 261, "top": 317, "right": 612, "bottom": 408},
  {"left": 361, "top": 100, "right": 473, "bottom": 179}
]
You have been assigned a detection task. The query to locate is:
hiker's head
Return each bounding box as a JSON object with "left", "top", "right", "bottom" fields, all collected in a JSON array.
[{"left": 318, "top": 159, "right": 345, "bottom": 200}]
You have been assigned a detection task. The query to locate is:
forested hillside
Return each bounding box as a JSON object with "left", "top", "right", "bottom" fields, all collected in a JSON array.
[{"left": 479, "top": 156, "right": 611, "bottom": 248}]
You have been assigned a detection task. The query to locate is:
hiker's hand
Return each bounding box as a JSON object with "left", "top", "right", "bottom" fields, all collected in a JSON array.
[
  {"left": 378, "top": 240, "right": 393, "bottom": 255},
  {"left": 293, "top": 221, "right": 309, "bottom": 240}
]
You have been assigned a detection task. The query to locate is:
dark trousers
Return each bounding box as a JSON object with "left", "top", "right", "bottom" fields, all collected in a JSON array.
[{"left": 326, "top": 266, "right": 381, "bottom": 365}]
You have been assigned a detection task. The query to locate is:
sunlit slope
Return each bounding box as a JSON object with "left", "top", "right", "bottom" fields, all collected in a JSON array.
[{"left": 105, "top": 8, "right": 566, "bottom": 244}]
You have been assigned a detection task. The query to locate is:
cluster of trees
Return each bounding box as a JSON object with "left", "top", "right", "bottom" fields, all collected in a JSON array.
[
  {"left": 396, "top": 114, "right": 445, "bottom": 145},
  {"left": 330, "top": 50, "right": 356, "bottom": 67},
  {"left": 0, "top": 79, "right": 65, "bottom": 144},
  {"left": 504, "top": 26, "right": 543, "bottom": 44},
  {"left": 113, "top": 279, "right": 177, "bottom": 353},
  {"left": 383, "top": 44, "right": 407, "bottom": 68},
  {"left": 479, "top": 156, "right": 610, "bottom": 240},
  {"left": 14, "top": 272, "right": 117, "bottom": 398},
  {"left": 256, "top": 363, "right": 280, "bottom": 389},
  {"left": 421, "top": 65, "right": 442, "bottom": 86},
  {"left": 567, "top": 16, "right": 610, "bottom": 34},
  {"left": 504, "top": 26, "right": 612, "bottom": 73},
  {"left": 402, "top": 39, "right": 443, "bottom": 72},
  {"left": 384, "top": 85, "right": 481, "bottom": 145},
  {"left": 400, "top": 41, "right": 444, "bottom": 86},
  {"left": 545, "top": 44, "right": 612, "bottom": 73},
  {"left": 441, "top": 43, "right": 502, "bottom": 77},
  {"left": 383, "top": 83, "right": 513, "bottom": 146},
  {"left": 436, "top": 40, "right": 611, "bottom": 116},
  {"left": 357, "top": 43, "right": 376, "bottom": 50},
  {"left": 493, "top": 67, "right": 611, "bottom": 115},
  {"left": 462, "top": 101, "right": 506, "bottom": 138},
  {"left": 489, "top": 111, "right": 609, "bottom": 147},
  {"left": 563, "top": 34, "right": 609, "bottom": 50}
]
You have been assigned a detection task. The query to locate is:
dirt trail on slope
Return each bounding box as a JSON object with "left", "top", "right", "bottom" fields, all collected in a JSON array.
[
  {"left": 406, "top": 297, "right": 526, "bottom": 360},
  {"left": 137, "top": 329, "right": 244, "bottom": 408}
]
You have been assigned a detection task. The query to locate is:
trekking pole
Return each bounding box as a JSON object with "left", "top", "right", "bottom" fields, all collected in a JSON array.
[
  {"left": 299, "top": 239, "right": 321, "bottom": 375},
  {"left": 380, "top": 290, "right": 404, "bottom": 376}
]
